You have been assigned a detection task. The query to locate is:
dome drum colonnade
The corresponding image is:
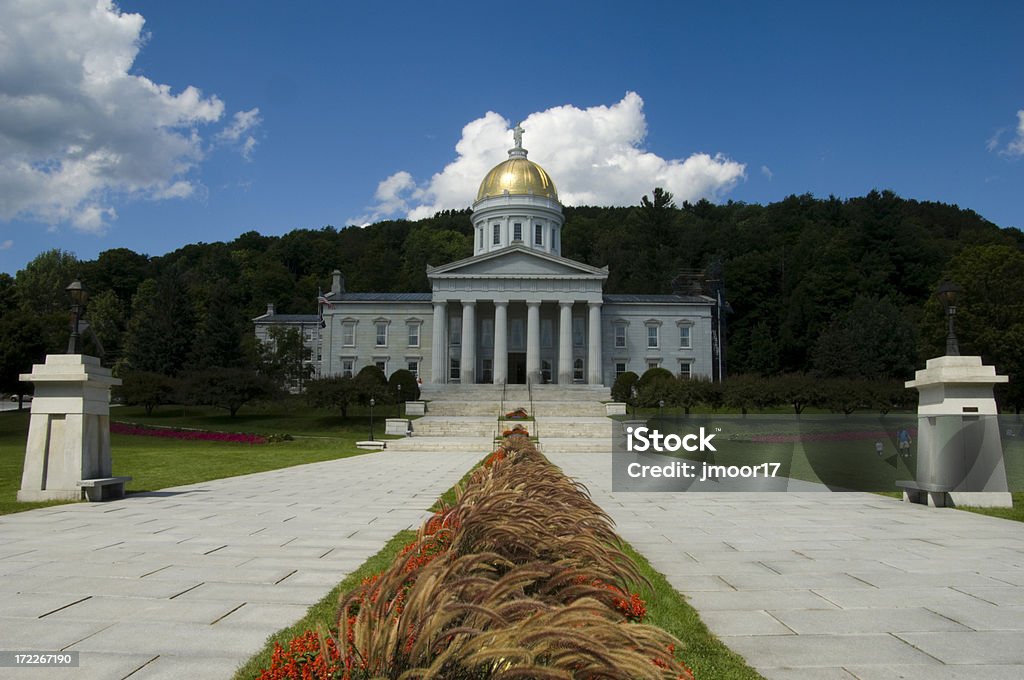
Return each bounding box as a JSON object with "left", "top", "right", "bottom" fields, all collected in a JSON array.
[{"left": 429, "top": 125, "right": 603, "bottom": 385}]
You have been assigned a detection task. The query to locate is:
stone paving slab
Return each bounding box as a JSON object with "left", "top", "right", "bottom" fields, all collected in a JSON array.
[
  {"left": 0, "top": 448, "right": 481, "bottom": 680},
  {"left": 547, "top": 450, "right": 1024, "bottom": 679}
]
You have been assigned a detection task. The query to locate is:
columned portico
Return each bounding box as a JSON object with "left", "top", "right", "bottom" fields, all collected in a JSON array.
[
  {"left": 558, "top": 301, "right": 573, "bottom": 384},
  {"left": 460, "top": 301, "right": 476, "bottom": 384},
  {"left": 588, "top": 301, "right": 602, "bottom": 385},
  {"left": 526, "top": 301, "right": 541, "bottom": 384},
  {"left": 493, "top": 301, "right": 508, "bottom": 384},
  {"left": 431, "top": 301, "right": 447, "bottom": 384}
]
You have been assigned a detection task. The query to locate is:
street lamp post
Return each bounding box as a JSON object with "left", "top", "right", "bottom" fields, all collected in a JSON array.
[
  {"left": 65, "top": 279, "right": 88, "bottom": 354},
  {"left": 397, "top": 384, "right": 403, "bottom": 418},
  {"left": 630, "top": 385, "right": 638, "bottom": 418},
  {"left": 369, "top": 397, "right": 376, "bottom": 441},
  {"left": 937, "top": 280, "right": 963, "bottom": 357},
  {"left": 659, "top": 399, "right": 665, "bottom": 420}
]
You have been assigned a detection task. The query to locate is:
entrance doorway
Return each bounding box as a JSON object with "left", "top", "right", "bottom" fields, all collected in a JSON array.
[{"left": 508, "top": 353, "right": 526, "bottom": 384}]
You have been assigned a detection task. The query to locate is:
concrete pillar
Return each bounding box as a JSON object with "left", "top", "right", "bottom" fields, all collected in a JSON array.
[
  {"left": 460, "top": 301, "right": 476, "bottom": 384},
  {"left": 526, "top": 301, "right": 541, "bottom": 385},
  {"left": 558, "top": 301, "right": 573, "bottom": 384},
  {"left": 431, "top": 301, "right": 447, "bottom": 384},
  {"left": 493, "top": 301, "right": 508, "bottom": 384},
  {"left": 18, "top": 354, "right": 128, "bottom": 502},
  {"left": 588, "top": 301, "right": 602, "bottom": 385}
]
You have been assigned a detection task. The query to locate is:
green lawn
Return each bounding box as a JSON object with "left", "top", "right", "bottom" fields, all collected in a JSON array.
[{"left": 0, "top": 402, "right": 389, "bottom": 515}]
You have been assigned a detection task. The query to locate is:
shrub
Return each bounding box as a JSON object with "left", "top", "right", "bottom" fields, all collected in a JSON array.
[
  {"left": 637, "top": 367, "right": 676, "bottom": 407},
  {"left": 179, "top": 367, "right": 279, "bottom": 417},
  {"left": 116, "top": 370, "right": 176, "bottom": 416},
  {"left": 387, "top": 369, "right": 420, "bottom": 402},
  {"left": 353, "top": 365, "right": 389, "bottom": 406},
  {"left": 611, "top": 370, "right": 639, "bottom": 403},
  {"left": 305, "top": 376, "right": 356, "bottom": 417}
]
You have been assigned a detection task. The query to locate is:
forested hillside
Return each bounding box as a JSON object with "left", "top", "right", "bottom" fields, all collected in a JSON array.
[{"left": 2, "top": 189, "right": 1022, "bottom": 407}]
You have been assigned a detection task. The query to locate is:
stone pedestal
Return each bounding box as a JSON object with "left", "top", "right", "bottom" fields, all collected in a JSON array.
[
  {"left": 606, "top": 402, "right": 627, "bottom": 416},
  {"left": 901, "top": 356, "right": 1011, "bottom": 508},
  {"left": 385, "top": 418, "right": 411, "bottom": 436},
  {"left": 405, "top": 401, "right": 426, "bottom": 416},
  {"left": 18, "top": 355, "right": 128, "bottom": 502}
]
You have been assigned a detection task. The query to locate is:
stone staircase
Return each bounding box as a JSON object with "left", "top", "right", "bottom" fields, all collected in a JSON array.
[{"left": 385, "top": 383, "right": 614, "bottom": 456}]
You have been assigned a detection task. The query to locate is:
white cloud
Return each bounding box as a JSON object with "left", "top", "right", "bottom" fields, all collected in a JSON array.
[
  {"left": 0, "top": 0, "right": 256, "bottom": 232},
  {"left": 761, "top": 165, "right": 774, "bottom": 180},
  {"left": 0, "top": 239, "right": 12, "bottom": 250},
  {"left": 1007, "top": 110, "right": 1024, "bottom": 156},
  {"left": 216, "top": 107, "right": 262, "bottom": 160},
  {"left": 359, "top": 93, "right": 746, "bottom": 222}
]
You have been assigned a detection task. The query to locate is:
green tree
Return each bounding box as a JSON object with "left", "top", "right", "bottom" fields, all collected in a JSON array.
[
  {"left": 388, "top": 369, "right": 420, "bottom": 403},
  {"left": 306, "top": 375, "right": 357, "bottom": 417},
  {"left": 353, "top": 365, "right": 390, "bottom": 406},
  {"left": 611, "top": 371, "right": 640, "bottom": 403},
  {"left": 123, "top": 266, "right": 195, "bottom": 375},
  {"left": 117, "top": 371, "right": 177, "bottom": 416},
  {"left": 180, "top": 367, "right": 278, "bottom": 417},
  {"left": 259, "top": 326, "right": 313, "bottom": 392},
  {"left": 0, "top": 309, "right": 47, "bottom": 408},
  {"left": 14, "top": 249, "right": 81, "bottom": 352},
  {"left": 192, "top": 278, "right": 252, "bottom": 370},
  {"left": 811, "top": 296, "right": 917, "bottom": 379},
  {"left": 83, "top": 289, "right": 126, "bottom": 364}
]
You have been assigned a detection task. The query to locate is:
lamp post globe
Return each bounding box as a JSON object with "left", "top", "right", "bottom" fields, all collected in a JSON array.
[
  {"left": 936, "top": 279, "right": 963, "bottom": 356},
  {"left": 65, "top": 279, "right": 88, "bottom": 354}
]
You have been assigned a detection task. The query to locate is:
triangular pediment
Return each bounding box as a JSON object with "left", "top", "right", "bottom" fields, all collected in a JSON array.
[{"left": 428, "top": 245, "right": 608, "bottom": 279}]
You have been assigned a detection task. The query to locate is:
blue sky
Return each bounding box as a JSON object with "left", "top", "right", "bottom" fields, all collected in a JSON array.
[{"left": 1, "top": 0, "right": 1022, "bottom": 275}]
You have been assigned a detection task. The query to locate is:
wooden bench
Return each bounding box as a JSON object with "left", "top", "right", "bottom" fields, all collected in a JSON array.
[{"left": 77, "top": 476, "right": 132, "bottom": 501}]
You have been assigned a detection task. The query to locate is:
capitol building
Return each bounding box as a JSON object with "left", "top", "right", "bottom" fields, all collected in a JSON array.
[{"left": 259, "top": 128, "right": 720, "bottom": 387}]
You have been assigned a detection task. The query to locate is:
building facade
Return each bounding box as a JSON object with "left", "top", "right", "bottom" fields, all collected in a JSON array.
[{"left": 313, "top": 130, "right": 719, "bottom": 386}]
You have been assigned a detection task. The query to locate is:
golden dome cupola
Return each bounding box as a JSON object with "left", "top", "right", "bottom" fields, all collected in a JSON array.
[{"left": 471, "top": 123, "right": 565, "bottom": 257}]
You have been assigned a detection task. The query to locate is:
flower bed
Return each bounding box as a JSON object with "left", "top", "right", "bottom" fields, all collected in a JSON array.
[
  {"left": 500, "top": 424, "right": 529, "bottom": 437},
  {"left": 258, "top": 436, "right": 694, "bottom": 679},
  {"left": 504, "top": 407, "right": 529, "bottom": 419},
  {"left": 110, "top": 421, "right": 267, "bottom": 445}
]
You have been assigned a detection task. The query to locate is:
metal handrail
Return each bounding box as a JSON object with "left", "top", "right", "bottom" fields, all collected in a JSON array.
[{"left": 527, "top": 378, "right": 538, "bottom": 440}]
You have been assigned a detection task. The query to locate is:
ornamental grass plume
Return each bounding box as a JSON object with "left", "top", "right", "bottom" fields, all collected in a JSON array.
[{"left": 332, "top": 439, "right": 694, "bottom": 680}]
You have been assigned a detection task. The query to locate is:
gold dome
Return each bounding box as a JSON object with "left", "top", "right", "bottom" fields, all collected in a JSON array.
[{"left": 476, "top": 156, "right": 558, "bottom": 202}]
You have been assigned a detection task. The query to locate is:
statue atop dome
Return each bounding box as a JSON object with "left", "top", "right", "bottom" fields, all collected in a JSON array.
[{"left": 513, "top": 122, "right": 524, "bottom": 149}]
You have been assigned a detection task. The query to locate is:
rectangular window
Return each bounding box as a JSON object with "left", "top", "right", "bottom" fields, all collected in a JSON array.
[
  {"left": 679, "top": 325, "right": 691, "bottom": 348},
  {"left": 551, "top": 227, "right": 557, "bottom": 251},
  {"left": 477, "top": 227, "right": 483, "bottom": 250},
  {"left": 341, "top": 358, "right": 354, "bottom": 378},
  {"left": 450, "top": 316, "right": 462, "bottom": 345},
  {"left": 647, "top": 325, "right": 659, "bottom": 348},
  {"left": 407, "top": 360, "right": 419, "bottom": 377},
  {"left": 493, "top": 223, "right": 501, "bottom": 245},
  {"left": 534, "top": 223, "right": 543, "bottom": 245},
  {"left": 375, "top": 360, "right": 387, "bottom": 374},
  {"left": 513, "top": 223, "right": 522, "bottom": 241},
  {"left": 541, "top": 319, "right": 553, "bottom": 348},
  {"left": 510, "top": 318, "right": 524, "bottom": 350},
  {"left": 450, "top": 357, "right": 461, "bottom": 381},
  {"left": 679, "top": 362, "right": 692, "bottom": 379},
  {"left": 572, "top": 317, "right": 585, "bottom": 347},
  {"left": 342, "top": 322, "right": 355, "bottom": 347},
  {"left": 541, "top": 360, "right": 552, "bottom": 383},
  {"left": 614, "top": 325, "right": 626, "bottom": 349},
  {"left": 481, "top": 319, "right": 493, "bottom": 348},
  {"left": 482, "top": 358, "right": 493, "bottom": 383},
  {"left": 573, "top": 358, "right": 584, "bottom": 381},
  {"left": 408, "top": 323, "right": 420, "bottom": 347},
  {"left": 648, "top": 360, "right": 660, "bottom": 370},
  {"left": 615, "top": 362, "right": 627, "bottom": 378},
  {"left": 376, "top": 322, "right": 388, "bottom": 347}
]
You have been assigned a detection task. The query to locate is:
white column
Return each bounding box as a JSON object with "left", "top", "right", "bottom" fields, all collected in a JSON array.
[
  {"left": 588, "top": 301, "right": 602, "bottom": 385},
  {"left": 526, "top": 301, "right": 541, "bottom": 385},
  {"left": 460, "top": 301, "right": 476, "bottom": 385},
  {"left": 431, "top": 301, "right": 447, "bottom": 384},
  {"left": 493, "top": 301, "right": 508, "bottom": 385},
  {"left": 558, "top": 301, "right": 573, "bottom": 384}
]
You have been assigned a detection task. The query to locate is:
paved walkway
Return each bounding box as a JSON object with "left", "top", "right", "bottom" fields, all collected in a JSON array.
[
  {"left": 0, "top": 449, "right": 481, "bottom": 680},
  {"left": 548, "top": 450, "right": 1024, "bottom": 680}
]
